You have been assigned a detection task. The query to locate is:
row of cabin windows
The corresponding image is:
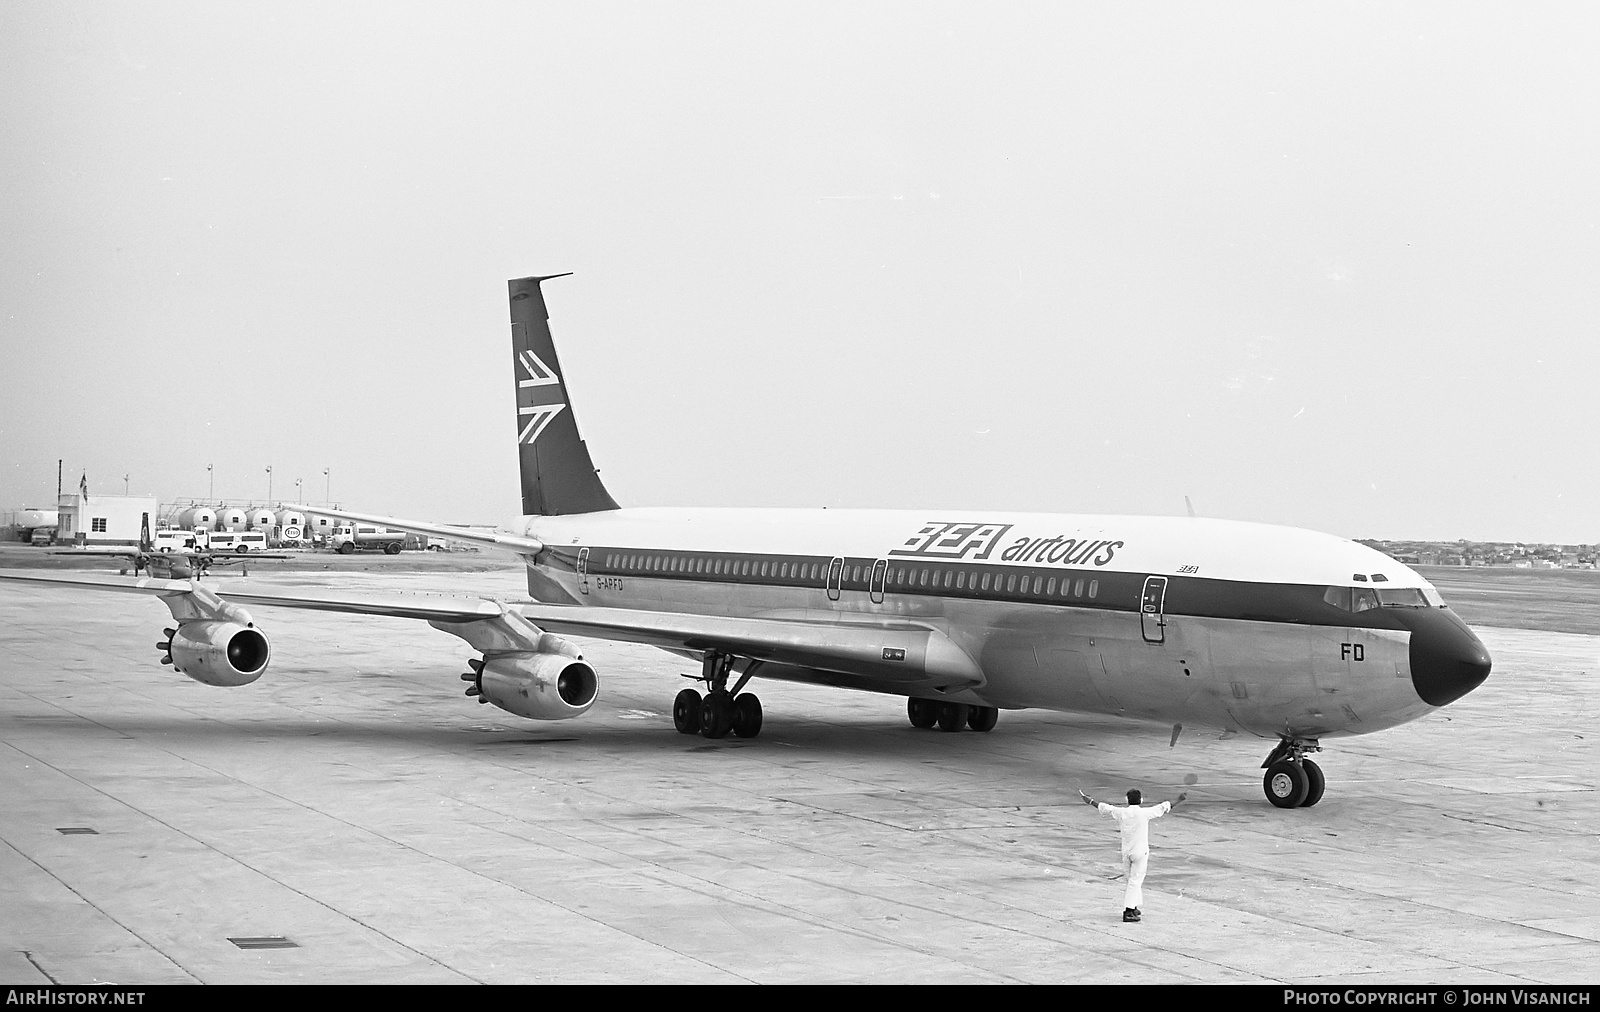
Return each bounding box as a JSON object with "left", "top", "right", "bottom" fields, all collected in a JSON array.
[
  {"left": 598, "top": 551, "right": 1098, "bottom": 601},
  {"left": 889, "top": 565, "right": 1099, "bottom": 600},
  {"left": 605, "top": 552, "right": 822, "bottom": 582}
]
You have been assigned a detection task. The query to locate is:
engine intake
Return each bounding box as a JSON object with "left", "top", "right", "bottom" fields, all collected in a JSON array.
[
  {"left": 470, "top": 651, "right": 599, "bottom": 720},
  {"left": 163, "top": 621, "right": 271, "bottom": 686}
]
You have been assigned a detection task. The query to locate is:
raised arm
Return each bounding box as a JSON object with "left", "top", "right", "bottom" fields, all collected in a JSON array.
[
  {"left": 1079, "top": 790, "right": 1099, "bottom": 808},
  {"left": 1168, "top": 792, "right": 1189, "bottom": 808}
]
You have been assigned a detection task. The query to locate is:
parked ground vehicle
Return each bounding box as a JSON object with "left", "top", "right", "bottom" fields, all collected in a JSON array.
[
  {"left": 153, "top": 530, "right": 197, "bottom": 553},
  {"left": 330, "top": 524, "right": 404, "bottom": 555},
  {"left": 208, "top": 531, "right": 269, "bottom": 554}
]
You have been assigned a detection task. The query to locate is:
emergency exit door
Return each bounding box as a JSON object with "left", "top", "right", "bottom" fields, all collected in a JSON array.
[
  {"left": 869, "top": 559, "right": 887, "bottom": 604},
  {"left": 1140, "top": 576, "right": 1167, "bottom": 643},
  {"left": 577, "top": 547, "right": 590, "bottom": 595},
  {"left": 826, "top": 556, "right": 844, "bottom": 601}
]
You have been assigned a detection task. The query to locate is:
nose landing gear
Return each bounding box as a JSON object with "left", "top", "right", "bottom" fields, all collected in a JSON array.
[
  {"left": 673, "top": 650, "right": 764, "bottom": 740},
  {"left": 1261, "top": 737, "right": 1326, "bottom": 808}
]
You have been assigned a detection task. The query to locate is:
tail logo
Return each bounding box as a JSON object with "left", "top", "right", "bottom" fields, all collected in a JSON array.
[{"left": 517, "top": 348, "right": 568, "bottom": 446}]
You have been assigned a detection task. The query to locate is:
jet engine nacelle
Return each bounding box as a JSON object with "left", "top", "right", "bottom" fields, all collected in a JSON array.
[
  {"left": 162, "top": 621, "right": 271, "bottom": 687},
  {"left": 474, "top": 651, "right": 598, "bottom": 721}
]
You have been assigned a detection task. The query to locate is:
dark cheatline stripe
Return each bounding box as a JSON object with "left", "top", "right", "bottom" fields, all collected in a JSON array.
[{"left": 559, "top": 546, "right": 1419, "bottom": 631}]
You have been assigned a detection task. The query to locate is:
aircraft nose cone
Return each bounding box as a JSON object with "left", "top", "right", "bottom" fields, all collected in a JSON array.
[{"left": 1409, "top": 609, "right": 1491, "bottom": 707}]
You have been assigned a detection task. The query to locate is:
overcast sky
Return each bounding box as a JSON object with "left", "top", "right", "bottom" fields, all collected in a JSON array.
[{"left": 3, "top": 2, "right": 1596, "bottom": 542}]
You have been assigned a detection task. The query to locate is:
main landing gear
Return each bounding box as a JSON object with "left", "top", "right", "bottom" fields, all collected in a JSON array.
[
  {"left": 673, "top": 650, "right": 763, "bottom": 740},
  {"left": 906, "top": 697, "right": 999, "bottom": 733},
  {"left": 1261, "top": 737, "right": 1326, "bottom": 808}
]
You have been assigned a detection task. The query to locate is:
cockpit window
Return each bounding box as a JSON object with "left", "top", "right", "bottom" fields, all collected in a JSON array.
[
  {"left": 1375, "top": 587, "right": 1429, "bottom": 608},
  {"left": 1325, "top": 585, "right": 1429, "bottom": 611}
]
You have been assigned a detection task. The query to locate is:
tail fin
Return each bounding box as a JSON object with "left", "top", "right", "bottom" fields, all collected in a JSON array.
[{"left": 509, "top": 275, "right": 620, "bottom": 516}]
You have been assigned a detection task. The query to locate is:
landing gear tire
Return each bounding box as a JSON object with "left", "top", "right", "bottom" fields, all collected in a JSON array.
[
  {"left": 673, "top": 688, "right": 703, "bottom": 735},
  {"left": 1264, "top": 760, "right": 1310, "bottom": 808},
  {"left": 731, "top": 694, "right": 763, "bottom": 738},
  {"left": 967, "top": 706, "right": 999, "bottom": 732},
  {"left": 700, "top": 689, "right": 734, "bottom": 739},
  {"left": 1299, "top": 759, "right": 1326, "bottom": 808},
  {"left": 907, "top": 697, "right": 938, "bottom": 729},
  {"left": 936, "top": 702, "right": 969, "bottom": 732}
]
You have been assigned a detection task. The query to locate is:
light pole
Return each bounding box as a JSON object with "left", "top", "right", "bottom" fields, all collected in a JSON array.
[
  {"left": 123, "top": 474, "right": 129, "bottom": 495},
  {"left": 207, "top": 463, "right": 214, "bottom": 501},
  {"left": 323, "top": 468, "right": 330, "bottom": 505},
  {"left": 266, "top": 466, "right": 273, "bottom": 504},
  {"left": 295, "top": 478, "right": 302, "bottom": 503}
]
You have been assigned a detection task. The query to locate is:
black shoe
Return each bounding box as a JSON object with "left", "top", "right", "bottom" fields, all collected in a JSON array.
[{"left": 1122, "top": 908, "right": 1140, "bottom": 922}]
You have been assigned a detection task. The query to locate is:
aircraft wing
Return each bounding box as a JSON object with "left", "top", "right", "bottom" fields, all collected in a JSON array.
[
  {"left": 517, "top": 603, "right": 985, "bottom": 690},
  {"left": 295, "top": 505, "right": 545, "bottom": 556},
  {"left": 0, "top": 570, "right": 504, "bottom": 622},
  {"left": 0, "top": 570, "right": 983, "bottom": 690}
]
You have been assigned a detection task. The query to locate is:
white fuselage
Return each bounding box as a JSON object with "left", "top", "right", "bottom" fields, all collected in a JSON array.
[{"left": 516, "top": 507, "right": 1457, "bottom": 741}]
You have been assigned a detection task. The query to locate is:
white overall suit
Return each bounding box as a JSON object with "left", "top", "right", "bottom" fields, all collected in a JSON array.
[{"left": 1097, "top": 801, "right": 1171, "bottom": 910}]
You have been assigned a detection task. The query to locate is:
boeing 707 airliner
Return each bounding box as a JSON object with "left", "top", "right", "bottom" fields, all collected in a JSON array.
[{"left": 0, "top": 275, "right": 1492, "bottom": 808}]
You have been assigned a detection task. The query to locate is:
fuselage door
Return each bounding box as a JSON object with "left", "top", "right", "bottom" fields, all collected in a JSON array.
[
  {"left": 869, "top": 558, "right": 887, "bottom": 604},
  {"left": 826, "top": 556, "right": 844, "bottom": 601},
  {"left": 1140, "top": 575, "right": 1167, "bottom": 643},
  {"left": 577, "top": 547, "right": 590, "bottom": 595}
]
